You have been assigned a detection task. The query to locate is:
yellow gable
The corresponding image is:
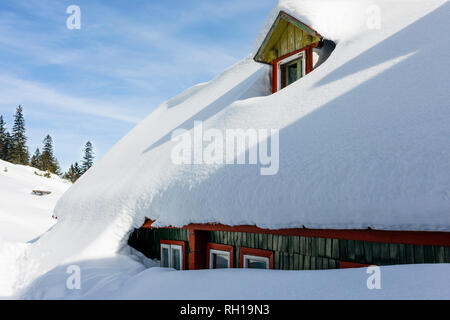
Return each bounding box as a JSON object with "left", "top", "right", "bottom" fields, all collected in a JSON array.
[{"left": 254, "top": 11, "right": 322, "bottom": 64}]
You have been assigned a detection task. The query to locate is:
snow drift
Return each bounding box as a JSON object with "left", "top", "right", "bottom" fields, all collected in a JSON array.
[{"left": 7, "top": 0, "right": 450, "bottom": 294}]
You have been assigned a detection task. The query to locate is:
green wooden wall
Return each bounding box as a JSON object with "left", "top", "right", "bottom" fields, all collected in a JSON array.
[
  {"left": 128, "top": 228, "right": 450, "bottom": 270},
  {"left": 128, "top": 228, "right": 189, "bottom": 261},
  {"left": 206, "top": 231, "right": 340, "bottom": 270}
]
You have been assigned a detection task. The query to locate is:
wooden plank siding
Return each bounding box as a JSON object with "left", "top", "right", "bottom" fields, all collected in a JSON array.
[
  {"left": 128, "top": 228, "right": 189, "bottom": 261},
  {"left": 128, "top": 228, "right": 450, "bottom": 271}
]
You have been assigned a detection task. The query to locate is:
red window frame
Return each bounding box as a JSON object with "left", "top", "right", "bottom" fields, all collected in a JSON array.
[
  {"left": 239, "top": 247, "right": 274, "bottom": 269},
  {"left": 160, "top": 240, "right": 186, "bottom": 270},
  {"left": 206, "top": 243, "right": 234, "bottom": 269},
  {"left": 271, "top": 44, "right": 317, "bottom": 93}
]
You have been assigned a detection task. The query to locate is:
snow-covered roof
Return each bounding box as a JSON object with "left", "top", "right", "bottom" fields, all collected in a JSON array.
[{"left": 47, "top": 0, "right": 449, "bottom": 264}]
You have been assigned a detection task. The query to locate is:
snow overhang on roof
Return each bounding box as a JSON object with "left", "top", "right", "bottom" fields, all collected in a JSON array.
[{"left": 254, "top": 11, "right": 322, "bottom": 64}]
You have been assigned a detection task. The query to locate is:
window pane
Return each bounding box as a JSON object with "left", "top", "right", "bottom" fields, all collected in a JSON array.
[
  {"left": 213, "top": 253, "right": 229, "bottom": 269},
  {"left": 247, "top": 259, "right": 268, "bottom": 269},
  {"left": 171, "top": 248, "right": 181, "bottom": 270},
  {"left": 287, "top": 63, "right": 298, "bottom": 85},
  {"left": 161, "top": 247, "right": 170, "bottom": 268}
]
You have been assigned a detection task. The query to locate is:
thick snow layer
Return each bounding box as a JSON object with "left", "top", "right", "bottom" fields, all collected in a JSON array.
[
  {"left": 254, "top": 0, "right": 372, "bottom": 50},
  {"left": 18, "top": 259, "right": 450, "bottom": 300},
  {"left": 3, "top": 0, "right": 450, "bottom": 296},
  {"left": 56, "top": 0, "right": 450, "bottom": 231}
]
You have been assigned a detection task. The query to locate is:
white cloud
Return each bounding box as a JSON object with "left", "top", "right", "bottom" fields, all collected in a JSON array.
[{"left": 0, "top": 74, "right": 142, "bottom": 124}]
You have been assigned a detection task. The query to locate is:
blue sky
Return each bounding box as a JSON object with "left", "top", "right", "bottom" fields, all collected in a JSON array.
[{"left": 0, "top": 0, "right": 277, "bottom": 170}]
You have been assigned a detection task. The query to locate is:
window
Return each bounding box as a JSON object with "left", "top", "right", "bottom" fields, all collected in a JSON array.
[
  {"left": 277, "top": 51, "right": 306, "bottom": 90},
  {"left": 160, "top": 240, "right": 185, "bottom": 270},
  {"left": 243, "top": 255, "right": 270, "bottom": 269},
  {"left": 210, "top": 249, "right": 230, "bottom": 269},
  {"left": 206, "top": 243, "right": 234, "bottom": 269},
  {"left": 240, "top": 247, "right": 274, "bottom": 269}
]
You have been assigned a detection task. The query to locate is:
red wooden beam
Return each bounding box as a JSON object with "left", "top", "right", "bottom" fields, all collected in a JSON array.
[
  {"left": 142, "top": 219, "right": 450, "bottom": 247},
  {"left": 272, "top": 62, "right": 278, "bottom": 94},
  {"left": 188, "top": 229, "right": 207, "bottom": 270}
]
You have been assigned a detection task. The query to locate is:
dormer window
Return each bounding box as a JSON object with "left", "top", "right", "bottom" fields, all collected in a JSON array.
[
  {"left": 277, "top": 51, "right": 306, "bottom": 90},
  {"left": 254, "top": 11, "right": 326, "bottom": 93}
]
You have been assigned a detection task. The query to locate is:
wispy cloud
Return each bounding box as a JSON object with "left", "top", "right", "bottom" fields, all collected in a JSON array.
[
  {"left": 0, "top": 0, "right": 277, "bottom": 169},
  {"left": 0, "top": 74, "right": 141, "bottom": 123}
]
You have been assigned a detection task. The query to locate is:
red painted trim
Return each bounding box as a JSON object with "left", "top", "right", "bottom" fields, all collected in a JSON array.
[
  {"left": 270, "top": 43, "right": 319, "bottom": 93},
  {"left": 272, "top": 46, "right": 308, "bottom": 65},
  {"left": 272, "top": 62, "right": 278, "bottom": 94},
  {"left": 160, "top": 239, "right": 186, "bottom": 270},
  {"left": 188, "top": 230, "right": 207, "bottom": 270},
  {"left": 143, "top": 220, "right": 450, "bottom": 247},
  {"left": 272, "top": 43, "right": 319, "bottom": 66},
  {"left": 239, "top": 247, "right": 274, "bottom": 269},
  {"left": 340, "top": 261, "right": 372, "bottom": 269},
  {"left": 306, "top": 46, "right": 313, "bottom": 74},
  {"left": 142, "top": 219, "right": 155, "bottom": 228},
  {"left": 206, "top": 242, "right": 234, "bottom": 269}
]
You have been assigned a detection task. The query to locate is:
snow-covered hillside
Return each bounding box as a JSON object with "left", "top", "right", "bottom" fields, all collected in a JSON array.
[
  {"left": 0, "top": 159, "right": 70, "bottom": 243},
  {"left": 0, "top": 160, "right": 70, "bottom": 297},
  {"left": 2, "top": 0, "right": 450, "bottom": 299}
]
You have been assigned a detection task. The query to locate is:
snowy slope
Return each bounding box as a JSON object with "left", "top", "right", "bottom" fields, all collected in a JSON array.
[
  {"left": 0, "top": 160, "right": 70, "bottom": 297},
  {"left": 0, "top": 160, "right": 70, "bottom": 243},
  {"left": 4, "top": 0, "right": 450, "bottom": 297},
  {"left": 19, "top": 261, "right": 450, "bottom": 300}
]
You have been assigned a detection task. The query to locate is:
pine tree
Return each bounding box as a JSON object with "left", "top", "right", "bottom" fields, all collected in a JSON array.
[
  {"left": 40, "top": 134, "right": 60, "bottom": 174},
  {"left": 30, "top": 148, "right": 42, "bottom": 169},
  {"left": 81, "top": 141, "right": 94, "bottom": 173},
  {"left": 63, "top": 161, "right": 82, "bottom": 182},
  {"left": 10, "top": 105, "right": 29, "bottom": 165},
  {"left": 74, "top": 162, "right": 82, "bottom": 177},
  {"left": 3, "top": 132, "right": 12, "bottom": 162},
  {"left": 0, "top": 115, "right": 7, "bottom": 161}
]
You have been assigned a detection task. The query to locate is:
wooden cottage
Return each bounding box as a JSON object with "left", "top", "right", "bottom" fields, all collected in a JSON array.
[
  {"left": 129, "top": 220, "right": 450, "bottom": 271},
  {"left": 128, "top": 12, "right": 450, "bottom": 271}
]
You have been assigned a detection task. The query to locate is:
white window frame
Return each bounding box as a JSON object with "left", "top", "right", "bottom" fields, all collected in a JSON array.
[
  {"left": 160, "top": 244, "right": 183, "bottom": 270},
  {"left": 277, "top": 51, "right": 306, "bottom": 91},
  {"left": 209, "top": 249, "right": 231, "bottom": 269},
  {"left": 243, "top": 254, "right": 270, "bottom": 269}
]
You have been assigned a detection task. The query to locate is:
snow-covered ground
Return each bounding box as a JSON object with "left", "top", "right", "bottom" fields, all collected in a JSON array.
[
  {"left": 0, "top": 159, "right": 70, "bottom": 297},
  {"left": 0, "top": 160, "right": 69, "bottom": 243},
  {"left": 18, "top": 259, "right": 450, "bottom": 300}
]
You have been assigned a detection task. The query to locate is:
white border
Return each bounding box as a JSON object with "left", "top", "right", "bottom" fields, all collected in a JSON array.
[
  {"left": 160, "top": 244, "right": 183, "bottom": 270},
  {"left": 209, "top": 249, "right": 231, "bottom": 269},
  {"left": 243, "top": 255, "right": 270, "bottom": 269},
  {"left": 160, "top": 244, "right": 171, "bottom": 268}
]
